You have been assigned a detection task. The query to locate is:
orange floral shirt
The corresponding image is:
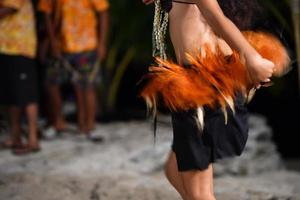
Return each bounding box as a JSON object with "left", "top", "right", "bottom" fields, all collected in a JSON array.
[
  {"left": 38, "top": 0, "right": 109, "bottom": 53},
  {"left": 0, "top": 0, "right": 37, "bottom": 58}
]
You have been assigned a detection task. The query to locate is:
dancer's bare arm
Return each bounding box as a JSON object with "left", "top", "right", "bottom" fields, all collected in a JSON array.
[
  {"left": 195, "top": 0, "right": 274, "bottom": 87},
  {"left": 143, "top": 0, "right": 275, "bottom": 87}
]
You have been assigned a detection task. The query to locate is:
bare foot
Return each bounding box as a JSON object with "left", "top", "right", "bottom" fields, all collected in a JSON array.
[
  {"left": 12, "top": 143, "right": 41, "bottom": 156},
  {"left": 0, "top": 138, "right": 23, "bottom": 150}
]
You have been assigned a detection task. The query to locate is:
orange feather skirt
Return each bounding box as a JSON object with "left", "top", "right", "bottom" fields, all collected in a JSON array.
[{"left": 140, "top": 31, "right": 290, "bottom": 113}]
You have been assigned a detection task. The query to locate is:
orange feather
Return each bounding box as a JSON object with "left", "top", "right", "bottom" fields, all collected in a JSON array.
[{"left": 140, "top": 31, "right": 290, "bottom": 112}]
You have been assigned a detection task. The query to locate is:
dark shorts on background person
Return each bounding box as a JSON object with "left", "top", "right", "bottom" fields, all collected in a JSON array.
[
  {"left": 64, "top": 51, "right": 100, "bottom": 89},
  {"left": 0, "top": 54, "right": 38, "bottom": 106},
  {"left": 171, "top": 93, "right": 249, "bottom": 171}
]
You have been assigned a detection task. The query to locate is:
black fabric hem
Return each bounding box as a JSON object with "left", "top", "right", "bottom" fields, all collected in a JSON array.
[{"left": 171, "top": 93, "right": 249, "bottom": 172}]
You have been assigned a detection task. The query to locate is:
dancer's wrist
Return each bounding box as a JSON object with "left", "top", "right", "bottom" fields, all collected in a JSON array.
[{"left": 239, "top": 49, "right": 260, "bottom": 66}]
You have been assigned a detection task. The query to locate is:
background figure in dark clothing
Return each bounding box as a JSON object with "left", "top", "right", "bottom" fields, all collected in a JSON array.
[{"left": 0, "top": 0, "right": 40, "bottom": 155}]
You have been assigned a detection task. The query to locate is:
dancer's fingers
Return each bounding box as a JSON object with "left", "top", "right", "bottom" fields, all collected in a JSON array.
[
  {"left": 261, "top": 80, "right": 274, "bottom": 87},
  {"left": 263, "top": 78, "right": 271, "bottom": 83}
]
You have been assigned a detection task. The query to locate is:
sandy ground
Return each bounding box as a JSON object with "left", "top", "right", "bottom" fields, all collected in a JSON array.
[{"left": 0, "top": 118, "right": 300, "bottom": 200}]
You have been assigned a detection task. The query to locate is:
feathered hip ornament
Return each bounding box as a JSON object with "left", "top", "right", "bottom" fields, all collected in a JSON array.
[{"left": 140, "top": 31, "right": 290, "bottom": 116}]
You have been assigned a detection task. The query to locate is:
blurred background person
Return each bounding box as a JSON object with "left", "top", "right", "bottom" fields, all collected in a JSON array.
[
  {"left": 38, "top": 0, "right": 109, "bottom": 139},
  {"left": 0, "top": 0, "right": 40, "bottom": 155}
]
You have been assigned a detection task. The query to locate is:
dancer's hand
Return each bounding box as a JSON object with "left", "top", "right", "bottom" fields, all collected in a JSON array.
[
  {"left": 195, "top": 0, "right": 275, "bottom": 88},
  {"left": 244, "top": 53, "right": 275, "bottom": 89},
  {"left": 143, "top": 0, "right": 155, "bottom": 5}
]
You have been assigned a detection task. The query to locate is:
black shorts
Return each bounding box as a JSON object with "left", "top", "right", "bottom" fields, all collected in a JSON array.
[
  {"left": 171, "top": 93, "right": 249, "bottom": 171},
  {"left": 0, "top": 54, "right": 38, "bottom": 106}
]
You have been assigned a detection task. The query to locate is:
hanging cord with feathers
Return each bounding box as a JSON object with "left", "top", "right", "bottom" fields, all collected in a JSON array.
[
  {"left": 152, "top": 0, "right": 172, "bottom": 60},
  {"left": 151, "top": 0, "right": 172, "bottom": 142}
]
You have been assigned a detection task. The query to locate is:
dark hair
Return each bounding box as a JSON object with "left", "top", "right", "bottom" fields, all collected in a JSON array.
[{"left": 218, "top": 0, "right": 263, "bottom": 30}]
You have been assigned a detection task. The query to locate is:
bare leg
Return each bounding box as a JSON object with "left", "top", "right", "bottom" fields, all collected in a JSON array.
[
  {"left": 165, "top": 151, "right": 188, "bottom": 199},
  {"left": 85, "top": 87, "right": 96, "bottom": 131},
  {"left": 181, "top": 164, "right": 215, "bottom": 200},
  {"left": 9, "top": 106, "right": 23, "bottom": 146},
  {"left": 24, "top": 103, "right": 39, "bottom": 147},
  {"left": 74, "top": 84, "right": 87, "bottom": 133},
  {"left": 46, "top": 84, "right": 67, "bottom": 130}
]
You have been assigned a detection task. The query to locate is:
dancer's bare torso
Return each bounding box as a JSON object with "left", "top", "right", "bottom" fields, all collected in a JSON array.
[{"left": 169, "top": 2, "right": 232, "bottom": 64}]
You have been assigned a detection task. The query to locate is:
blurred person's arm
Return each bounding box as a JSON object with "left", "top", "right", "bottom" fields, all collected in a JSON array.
[
  {"left": 43, "top": 14, "right": 61, "bottom": 58},
  {"left": 97, "top": 10, "right": 109, "bottom": 61},
  {"left": 38, "top": 0, "right": 61, "bottom": 58},
  {"left": 90, "top": 0, "right": 110, "bottom": 61}
]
